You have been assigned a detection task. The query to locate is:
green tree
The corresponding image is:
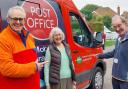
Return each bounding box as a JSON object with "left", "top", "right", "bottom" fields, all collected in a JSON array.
[
  {"left": 81, "top": 4, "right": 99, "bottom": 13},
  {"left": 80, "top": 4, "right": 99, "bottom": 21},
  {"left": 103, "top": 16, "right": 112, "bottom": 29},
  {"left": 89, "top": 16, "right": 104, "bottom": 32},
  {"left": 93, "top": 15, "right": 103, "bottom": 22},
  {"left": 84, "top": 10, "right": 93, "bottom": 21}
]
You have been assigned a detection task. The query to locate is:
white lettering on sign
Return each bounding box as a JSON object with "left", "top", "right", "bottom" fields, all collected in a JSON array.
[
  {"left": 27, "top": 18, "right": 54, "bottom": 29},
  {"left": 30, "top": 6, "right": 50, "bottom": 18},
  {"left": 26, "top": 6, "right": 55, "bottom": 29}
]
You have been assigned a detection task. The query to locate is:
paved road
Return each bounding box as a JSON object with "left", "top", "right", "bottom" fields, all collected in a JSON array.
[{"left": 103, "top": 46, "right": 114, "bottom": 89}]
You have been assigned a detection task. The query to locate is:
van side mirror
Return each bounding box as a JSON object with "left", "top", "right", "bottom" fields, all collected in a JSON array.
[
  {"left": 93, "top": 32, "right": 103, "bottom": 47},
  {"left": 95, "top": 32, "right": 103, "bottom": 43}
]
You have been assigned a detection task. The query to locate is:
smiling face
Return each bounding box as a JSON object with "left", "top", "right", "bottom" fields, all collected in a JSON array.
[
  {"left": 112, "top": 16, "right": 126, "bottom": 38},
  {"left": 7, "top": 7, "right": 26, "bottom": 33},
  {"left": 53, "top": 32, "right": 63, "bottom": 45}
]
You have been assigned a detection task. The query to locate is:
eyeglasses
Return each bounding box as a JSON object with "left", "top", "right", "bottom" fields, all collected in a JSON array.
[{"left": 10, "top": 17, "right": 24, "bottom": 22}]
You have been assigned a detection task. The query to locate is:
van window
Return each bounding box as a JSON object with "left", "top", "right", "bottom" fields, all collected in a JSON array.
[{"left": 69, "top": 12, "right": 93, "bottom": 47}]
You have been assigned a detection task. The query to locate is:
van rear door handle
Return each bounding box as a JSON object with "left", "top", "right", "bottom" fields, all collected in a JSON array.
[{"left": 72, "top": 50, "right": 79, "bottom": 53}]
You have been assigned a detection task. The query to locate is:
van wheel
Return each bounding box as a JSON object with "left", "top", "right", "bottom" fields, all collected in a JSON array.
[{"left": 87, "top": 67, "right": 104, "bottom": 89}]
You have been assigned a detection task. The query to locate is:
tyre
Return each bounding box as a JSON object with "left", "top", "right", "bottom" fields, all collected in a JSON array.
[{"left": 87, "top": 67, "right": 104, "bottom": 89}]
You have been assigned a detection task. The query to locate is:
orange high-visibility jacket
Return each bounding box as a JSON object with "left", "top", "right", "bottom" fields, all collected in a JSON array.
[{"left": 0, "top": 26, "right": 40, "bottom": 89}]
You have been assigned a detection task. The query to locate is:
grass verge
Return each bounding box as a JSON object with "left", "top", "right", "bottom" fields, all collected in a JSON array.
[{"left": 105, "top": 39, "right": 116, "bottom": 47}]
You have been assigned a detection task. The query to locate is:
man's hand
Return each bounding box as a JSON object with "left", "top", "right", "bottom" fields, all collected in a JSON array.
[{"left": 35, "top": 60, "right": 49, "bottom": 71}]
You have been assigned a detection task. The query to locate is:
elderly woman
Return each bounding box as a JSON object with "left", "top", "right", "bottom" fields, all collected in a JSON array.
[{"left": 44, "top": 27, "right": 76, "bottom": 89}]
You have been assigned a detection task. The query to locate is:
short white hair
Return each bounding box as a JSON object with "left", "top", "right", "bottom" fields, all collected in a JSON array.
[
  {"left": 49, "top": 27, "right": 65, "bottom": 43},
  {"left": 7, "top": 6, "right": 26, "bottom": 18},
  {"left": 112, "top": 15, "right": 126, "bottom": 24}
]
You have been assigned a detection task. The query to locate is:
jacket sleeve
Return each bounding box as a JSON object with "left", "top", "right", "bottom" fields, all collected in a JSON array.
[
  {"left": 97, "top": 49, "right": 115, "bottom": 59},
  {"left": 0, "top": 39, "right": 36, "bottom": 78},
  {"left": 66, "top": 43, "right": 76, "bottom": 81},
  {"left": 44, "top": 47, "right": 51, "bottom": 86}
]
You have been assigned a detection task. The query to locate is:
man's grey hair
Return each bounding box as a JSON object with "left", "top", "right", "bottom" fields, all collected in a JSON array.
[
  {"left": 7, "top": 6, "right": 26, "bottom": 18},
  {"left": 49, "top": 27, "right": 65, "bottom": 43},
  {"left": 112, "top": 15, "right": 127, "bottom": 24}
]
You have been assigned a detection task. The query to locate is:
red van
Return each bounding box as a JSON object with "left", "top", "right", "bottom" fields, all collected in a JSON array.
[{"left": 0, "top": 0, "right": 106, "bottom": 89}]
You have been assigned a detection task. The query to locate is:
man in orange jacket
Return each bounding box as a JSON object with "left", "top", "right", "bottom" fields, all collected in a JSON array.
[{"left": 0, "top": 6, "right": 47, "bottom": 89}]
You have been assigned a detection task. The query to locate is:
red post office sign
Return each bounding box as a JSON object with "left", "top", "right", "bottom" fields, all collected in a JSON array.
[{"left": 22, "top": 0, "right": 58, "bottom": 40}]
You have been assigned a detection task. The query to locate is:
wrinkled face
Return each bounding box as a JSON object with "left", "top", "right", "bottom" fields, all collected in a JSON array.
[
  {"left": 53, "top": 33, "right": 63, "bottom": 44},
  {"left": 7, "top": 9, "right": 25, "bottom": 33},
  {"left": 112, "top": 18, "right": 126, "bottom": 37}
]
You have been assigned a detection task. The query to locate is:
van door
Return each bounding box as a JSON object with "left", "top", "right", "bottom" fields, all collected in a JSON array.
[{"left": 69, "top": 12, "right": 97, "bottom": 88}]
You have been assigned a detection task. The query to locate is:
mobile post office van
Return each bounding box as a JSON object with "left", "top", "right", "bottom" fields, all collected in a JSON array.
[{"left": 0, "top": 0, "right": 106, "bottom": 89}]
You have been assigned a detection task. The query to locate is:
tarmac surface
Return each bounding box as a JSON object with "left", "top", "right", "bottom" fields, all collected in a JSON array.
[{"left": 103, "top": 46, "right": 114, "bottom": 89}]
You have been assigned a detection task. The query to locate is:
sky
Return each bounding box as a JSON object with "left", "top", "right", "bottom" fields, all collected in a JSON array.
[{"left": 73, "top": 0, "right": 128, "bottom": 14}]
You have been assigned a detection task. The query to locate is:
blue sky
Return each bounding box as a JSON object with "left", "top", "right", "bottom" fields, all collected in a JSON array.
[{"left": 73, "top": 0, "right": 128, "bottom": 14}]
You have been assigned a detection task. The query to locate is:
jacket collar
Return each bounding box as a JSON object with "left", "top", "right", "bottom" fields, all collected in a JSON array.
[
  {"left": 7, "top": 25, "right": 29, "bottom": 39},
  {"left": 118, "top": 32, "right": 128, "bottom": 42}
]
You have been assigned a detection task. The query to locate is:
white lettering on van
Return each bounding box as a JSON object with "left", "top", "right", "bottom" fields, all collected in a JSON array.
[
  {"left": 36, "top": 46, "right": 47, "bottom": 53},
  {"left": 38, "top": 57, "right": 44, "bottom": 62}
]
